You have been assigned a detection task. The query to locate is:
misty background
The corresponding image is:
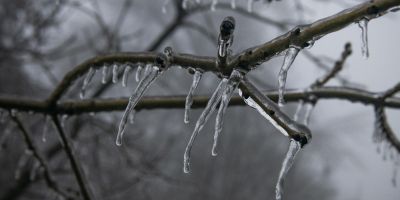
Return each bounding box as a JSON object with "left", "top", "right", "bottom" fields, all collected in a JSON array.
[{"left": 0, "top": 0, "right": 399, "bottom": 199}]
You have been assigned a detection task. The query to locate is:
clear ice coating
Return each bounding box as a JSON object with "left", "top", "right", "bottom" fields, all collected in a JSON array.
[
  {"left": 212, "top": 70, "right": 242, "bottom": 156},
  {"left": 112, "top": 63, "right": 119, "bottom": 83},
  {"left": 116, "top": 65, "right": 162, "bottom": 146},
  {"left": 275, "top": 139, "right": 301, "bottom": 200},
  {"left": 135, "top": 64, "right": 143, "bottom": 82},
  {"left": 231, "top": 0, "right": 236, "bottom": 9},
  {"left": 184, "top": 70, "right": 203, "bottom": 124},
  {"left": 101, "top": 64, "right": 109, "bottom": 84},
  {"left": 122, "top": 65, "right": 132, "bottom": 87},
  {"left": 183, "top": 78, "right": 229, "bottom": 173},
  {"left": 42, "top": 115, "right": 50, "bottom": 142},
  {"left": 358, "top": 18, "right": 369, "bottom": 59},
  {"left": 15, "top": 151, "right": 31, "bottom": 179},
  {"left": 80, "top": 67, "right": 96, "bottom": 99},
  {"left": 278, "top": 46, "right": 300, "bottom": 107},
  {"left": 211, "top": 0, "right": 218, "bottom": 11},
  {"left": 247, "top": 0, "right": 254, "bottom": 12}
]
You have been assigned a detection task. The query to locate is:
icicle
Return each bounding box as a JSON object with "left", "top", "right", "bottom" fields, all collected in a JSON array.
[
  {"left": 116, "top": 65, "right": 162, "bottom": 146},
  {"left": 60, "top": 114, "right": 68, "bottom": 127},
  {"left": 358, "top": 18, "right": 369, "bottom": 59},
  {"left": 162, "top": 0, "right": 170, "bottom": 14},
  {"left": 30, "top": 161, "right": 41, "bottom": 181},
  {"left": 231, "top": 0, "right": 236, "bottom": 9},
  {"left": 247, "top": 0, "right": 254, "bottom": 12},
  {"left": 293, "top": 100, "right": 304, "bottom": 122},
  {"left": 15, "top": 151, "right": 31, "bottom": 180},
  {"left": 10, "top": 109, "right": 17, "bottom": 117},
  {"left": 135, "top": 64, "right": 143, "bottom": 82},
  {"left": 184, "top": 70, "right": 203, "bottom": 124},
  {"left": 393, "top": 157, "right": 399, "bottom": 187},
  {"left": 212, "top": 70, "right": 242, "bottom": 156},
  {"left": 182, "top": 0, "right": 189, "bottom": 9},
  {"left": 278, "top": 46, "right": 300, "bottom": 107},
  {"left": 183, "top": 78, "right": 229, "bottom": 173},
  {"left": 211, "top": 0, "right": 218, "bottom": 11},
  {"left": 80, "top": 67, "right": 96, "bottom": 99},
  {"left": 42, "top": 115, "right": 50, "bottom": 142},
  {"left": 122, "top": 65, "right": 132, "bottom": 87},
  {"left": 303, "top": 103, "right": 314, "bottom": 126},
  {"left": 101, "top": 65, "right": 109, "bottom": 84},
  {"left": 275, "top": 139, "right": 301, "bottom": 200},
  {"left": 129, "top": 109, "right": 136, "bottom": 124},
  {"left": 112, "top": 63, "right": 119, "bottom": 83},
  {"left": 0, "top": 110, "right": 6, "bottom": 123}
]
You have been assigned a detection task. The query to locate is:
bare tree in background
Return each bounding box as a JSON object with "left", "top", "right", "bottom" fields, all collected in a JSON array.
[{"left": 0, "top": 0, "right": 400, "bottom": 200}]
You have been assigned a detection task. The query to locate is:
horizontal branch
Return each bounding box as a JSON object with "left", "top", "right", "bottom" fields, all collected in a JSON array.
[
  {"left": 228, "top": 0, "right": 400, "bottom": 70},
  {"left": 1, "top": 86, "right": 400, "bottom": 114},
  {"left": 45, "top": 0, "right": 399, "bottom": 105}
]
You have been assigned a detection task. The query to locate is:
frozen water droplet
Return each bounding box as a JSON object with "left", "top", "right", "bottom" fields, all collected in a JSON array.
[
  {"left": 101, "top": 65, "right": 109, "bottom": 84},
  {"left": 112, "top": 63, "right": 119, "bottom": 83},
  {"left": 211, "top": 0, "right": 218, "bottom": 11},
  {"left": 184, "top": 78, "right": 229, "bottom": 173},
  {"left": 212, "top": 70, "right": 242, "bottom": 156},
  {"left": 10, "top": 109, "right": 17, "bottom": 117},
  {"left": 129, "top": 109, "right": 136, "bottom": 124},
  {"left": 358, "top": 18, "right": 369, "bottom": 59},
  {"left": 80, "top": 67, "right": 96, "bottom": 99},
  {"left": 275, "top": 139, "right": 301, "bottom": 200},
  {"left": 42, "top": 115, "right": 50, "bottom": 142},
  {"left": 122, "top": 65, "right": 132, "bottom": 87},
  {"left": 231, "top": 0, "right": 236, "bottom": 9},
  {"left": 247, "top": 0, "right": 254, "bottom": 12},
  {"left": 278, "top": 46, "right": 300, "bottom": 107},
  {"left": 184, "top": 70, "right": 203, "bottom": 124},
  {"left": 116, "top": 66, "right": 162, "bottom": 146},
  {"left": 135, "top": 64, "right": 143, "bottom": 82}
]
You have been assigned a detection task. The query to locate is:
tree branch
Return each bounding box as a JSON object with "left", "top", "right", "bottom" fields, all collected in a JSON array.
[{"left": 51, "top": 115, "right": 94, "bottom": 200}]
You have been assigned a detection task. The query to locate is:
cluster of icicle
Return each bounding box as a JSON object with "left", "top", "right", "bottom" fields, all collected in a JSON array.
[
  {"left": 162, "top": 0, "right": 276, "bottom": 13},
  {"left": 373, "top": 106, "right": 400, "bottom": 186},
  {"left": 183, "top": 69, "right": 243, "bottom": 173}
]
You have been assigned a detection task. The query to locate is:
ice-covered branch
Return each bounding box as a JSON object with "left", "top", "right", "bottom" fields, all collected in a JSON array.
[{"left": 3, "top": 86, "right": 400, "bottom": 114}]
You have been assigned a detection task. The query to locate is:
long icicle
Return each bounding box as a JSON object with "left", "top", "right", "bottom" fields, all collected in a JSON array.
[
  {"left": 79, "top": 67, "right": 96, "bottom": 99},
  {"left": 183, "top": 78, "right": 228, "bottom": 173},
  {"left": 275, "top": 139, "right": 301, "bottom": 200},
  {"left": 212, "top": 70, "right": 242, "bottom": 156},
  {"left": 184, "top": 70, "right": 203, "bottom": 124},
  {"left": 122, "top": 64, "right": 132, "bottom": 87},
  {"left": 116, "top": 65, "right": 162, "bottom": 146},
  {"left": 42, "top": 115, "right": 50, "bottom": 142},
  {"left": 278, "top": 46, "right": 300, "bottom": 107},
  {"left": 358, "top": 18, "right": 369, "bottom": 59},
  {"left": 135, "top": 64, "right": 143, "bottom": 82}
]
